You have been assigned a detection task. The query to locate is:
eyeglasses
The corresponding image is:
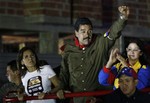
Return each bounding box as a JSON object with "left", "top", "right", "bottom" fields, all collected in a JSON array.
[{"left": 126, "top": 48, "right": 141, "bottom": 52}]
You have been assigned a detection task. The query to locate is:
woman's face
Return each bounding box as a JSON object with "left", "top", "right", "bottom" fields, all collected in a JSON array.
[
  {"left": 21, "top": 50, "right": 36, "bottom": 69},
  {"left": 126, "top": 43, "right": 142, "bottom": 61}
]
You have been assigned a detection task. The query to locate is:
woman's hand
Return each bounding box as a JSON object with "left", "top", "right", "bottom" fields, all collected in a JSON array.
[
  {"left": 106, "top": 48, "right": 119, "bottom": 68},
  {"left": 116, "top": 54, "right": 128, "bottom": 67},
  {"left": 38, "top": 92, "right": 45, "bottom": 99},
  {"left": 56, "top": 89, "right": 65, "bottom": 99}
]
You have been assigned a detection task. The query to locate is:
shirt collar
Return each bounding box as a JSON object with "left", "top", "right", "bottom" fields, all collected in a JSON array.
[
  {"left": 74, "top": 35, "right": 96, "bottom": 49},
  {"left": 74, "top": 36, "right": 86, "bottom": 49},
  {"left": 127, "top": 60, "right": 142, "bottom": 72}
]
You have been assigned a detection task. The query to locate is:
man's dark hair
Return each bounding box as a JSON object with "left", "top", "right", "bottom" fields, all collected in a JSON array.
[
  {"left": 7, "top": 60, "right": 18, "bottom": 72},
  {"left": 39, "top": 60, "right": 49, "bottom": 66},
  {"left": 74, "top": 17, "right": 93, "bottom": 31}
]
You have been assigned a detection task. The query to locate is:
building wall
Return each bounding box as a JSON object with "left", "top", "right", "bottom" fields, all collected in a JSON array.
[
  {"left": 0, "top": 0, "right": 150, "bottom": 28},
  {"left": 0, "top": 0, "right": 149, "bottom": 36},
  {"left": 0, "top": 0, "right": 23, "bottom": 16},
  {"left": 23, "top": 0, "right": 102, "bottom": 25},
  {"left": 0, "top": 0, "right": 103, "bottom": 30}
]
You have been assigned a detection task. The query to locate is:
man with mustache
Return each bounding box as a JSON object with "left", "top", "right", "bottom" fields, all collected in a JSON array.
[
  {"left": 57, "top": 6, "right": 130, "bottom": 103},
  {"left": 102, "top": 67, "right": 150, "bottom": 103}
]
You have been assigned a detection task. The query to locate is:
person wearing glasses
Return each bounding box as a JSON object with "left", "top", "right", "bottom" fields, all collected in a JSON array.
[{"left": 98, "top": 39, "right": 150, "bottom": 90}]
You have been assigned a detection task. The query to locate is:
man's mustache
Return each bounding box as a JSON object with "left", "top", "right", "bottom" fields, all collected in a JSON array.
[{"left": 83, "top": 36, "right": 92, "bottom": 40}]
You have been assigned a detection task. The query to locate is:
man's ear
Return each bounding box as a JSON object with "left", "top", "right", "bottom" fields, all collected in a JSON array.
[
  {"left": 21, "top": 60, "right": 24, "bottom": 65},
  {"left": 75, "top": 30, "right": 78, "bottom": 37},
  {"left": 140, "top": 52, "right": 143, "bottom": 56}
]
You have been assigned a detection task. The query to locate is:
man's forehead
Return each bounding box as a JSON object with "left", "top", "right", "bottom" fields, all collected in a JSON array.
[
  {"left": 79, "top": 24, "right": 92, "bottom": 30},
  {"left": 119, "top": 74, "right": 134, "bottom": 80}
]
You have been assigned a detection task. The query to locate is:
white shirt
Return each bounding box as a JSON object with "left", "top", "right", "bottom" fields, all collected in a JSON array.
[{"left": 22, "top": 65, "right": 56, "bottom": 103}]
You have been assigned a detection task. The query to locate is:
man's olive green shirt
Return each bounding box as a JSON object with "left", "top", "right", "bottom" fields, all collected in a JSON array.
[{"left": 59, "top": 18, "right": 127, "bottom": 93}]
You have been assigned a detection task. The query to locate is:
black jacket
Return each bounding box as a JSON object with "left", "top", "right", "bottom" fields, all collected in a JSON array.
[{"left": 102, "top": 88, "right": 150, "bottom": 103}]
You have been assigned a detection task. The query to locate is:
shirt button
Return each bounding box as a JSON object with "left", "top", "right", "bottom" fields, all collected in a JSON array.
[
  {"left": 82, "top": 48, "right": 85, "bottom": 50},
  {"left": 81, "top": 58, "right": 84, "bottom": 60},
  {"left": 83, "top": 51, "right": 85, "bottom": 53},
  {"left": 81, "top": 72, "right": 83, "bottom": 74},
  {"left": 83, "top": 88, "right": 86, "bottom": 91},
  {"left": 82, "top": 80, "right": 84, "bottom": 83},
  {"left": 80, "top": 65, "right": 83, "bottom": 67}
]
